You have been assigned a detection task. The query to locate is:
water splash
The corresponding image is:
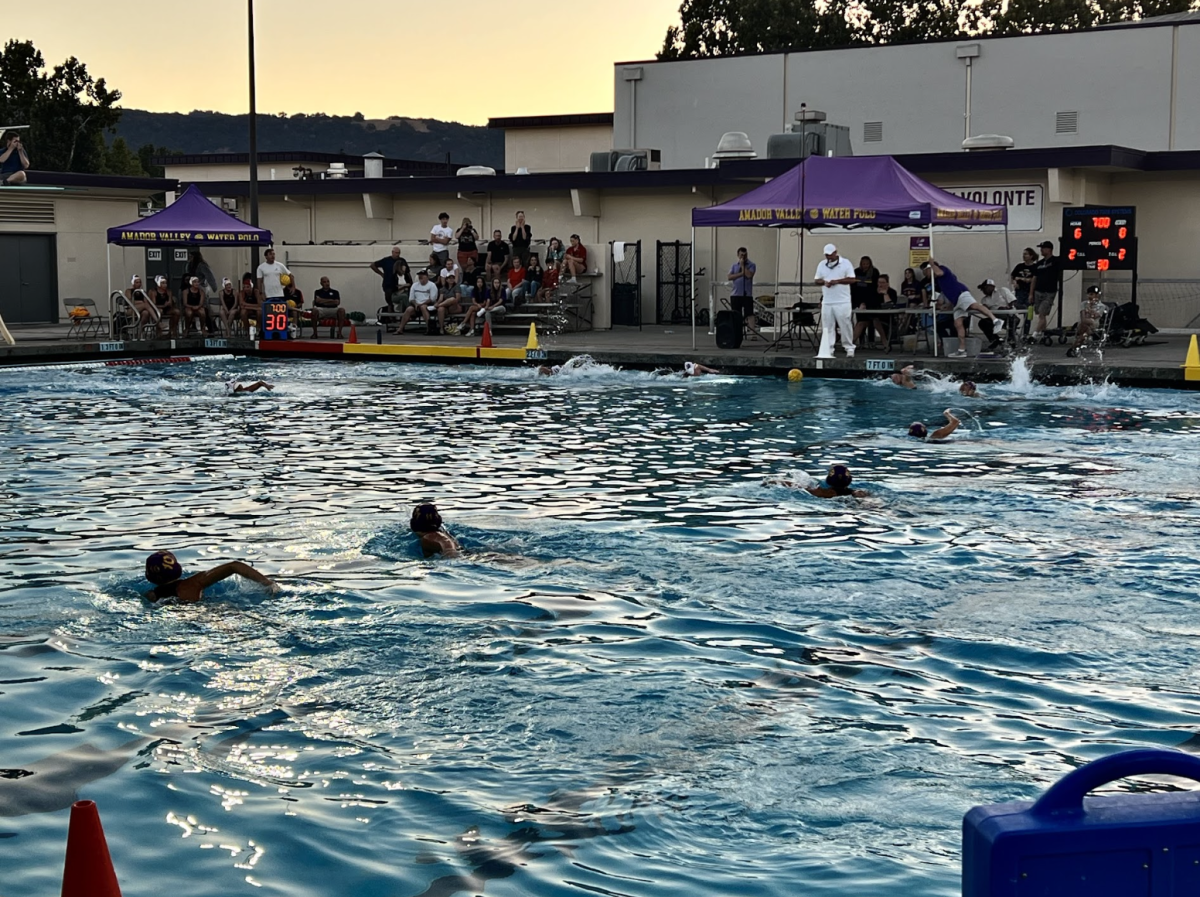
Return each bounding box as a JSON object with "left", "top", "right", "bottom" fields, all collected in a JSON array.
[{"left": 1008, "top": 355, "right": 1034, "bottom": 390}]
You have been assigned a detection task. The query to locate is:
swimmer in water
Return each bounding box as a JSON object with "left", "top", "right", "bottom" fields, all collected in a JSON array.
[
  {"left": 890, "top": 365, "right": 918, "bottom": 389},
  {"left": 537, "top": 365, "right": 562, "bottom": 376},
  {"left": 411, "top": 502, "right": 461, "bottom": 558},
  {"left": 907, "top": 409, "right": 960, "bottom": 441},
  {"left": 144, "top": 551, "right": 278, "bottom": 603},
  {"left": 958, "top": 380, "right": 978, "bottom": 397},
  {"left": 806, "top": 464, "right": 868, "bottom": 498},
  {"left": 682, "top": 361, "right": 719, "bottom": 377},
  {"left": 228, "top": 380, "right": 274, "bottom": 393}
]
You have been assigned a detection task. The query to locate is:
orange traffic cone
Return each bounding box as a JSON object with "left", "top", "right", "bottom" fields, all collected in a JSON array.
[
  {"left": 479, "top": 320, "right": 493, "bottom": 348},
  {"left": 62, "top": 800, "right": 123, "bottom": 897},
  {"left": 348, "top": 322, "right": 358, "bottom": 344}
]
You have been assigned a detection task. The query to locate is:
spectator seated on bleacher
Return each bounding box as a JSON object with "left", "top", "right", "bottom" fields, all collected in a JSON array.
[
  {"left": 312, "top": 276, "right": 349, "bottom": 338},
  {"left": 525, "top": 256, "right": 543, "bottom": 300},
  {"left": 398, "top": 270, "right": 439, "bottom": 334},
  {"left": 438, "top": 258, "right": 462, "bottom": 288},
  {"left": 507, "top": 259, "right": 529, "bottom": 304},
  {"left": 459, "top": 257, "right": 480, "bottom": 295},
  {"left": 436, "top": 275, "right": 465, "bottom": 334},
  {"left": 461, "top": 278, "right": 509, "bottom": 337},
  {"left": 537, "top": 261, "right": 561, "bottom": 300},
  {"left": 484, "top": 230, "right": 509, "bottom": 280},
  {"left": 544, "top": 237, "right": 565, "bottom": 268},
  {"left": 564, "top": 234, "right": 587, "bottom": 283},
  {"left": 282, "top": 281, "right": 306, "bottom": 330}
]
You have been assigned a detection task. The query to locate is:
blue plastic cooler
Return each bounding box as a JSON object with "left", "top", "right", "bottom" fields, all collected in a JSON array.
[{"left": 963, "top": 749, "right": 1200, "bottom": 896}]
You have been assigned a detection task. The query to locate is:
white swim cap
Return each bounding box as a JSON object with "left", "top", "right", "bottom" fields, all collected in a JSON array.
[
  {"left": 131, "top": 274, "right": 141, "bottom": 285},
  {"left": 684, "top": 362, "right": 696, "bottom": 374},
  {"left": 155, "top": 275, "right": 166, "bottom": 286}
]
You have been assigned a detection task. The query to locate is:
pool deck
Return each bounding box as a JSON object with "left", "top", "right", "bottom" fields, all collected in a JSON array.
[{"left": 4, "top": 322, "right": 1200, "bottom": 389}]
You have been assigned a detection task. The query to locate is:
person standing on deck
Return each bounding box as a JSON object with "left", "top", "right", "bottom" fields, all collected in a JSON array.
[{"left": 813, "top": 244, "right": 857, "bottom": 359}]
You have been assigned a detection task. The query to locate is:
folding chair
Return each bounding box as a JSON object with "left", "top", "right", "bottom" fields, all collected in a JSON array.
[{"left": 63, "top": 298, "right": 107, "bottom": 340}]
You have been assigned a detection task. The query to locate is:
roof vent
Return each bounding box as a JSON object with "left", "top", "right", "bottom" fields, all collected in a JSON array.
[
  {"left": 863, "top": 122, "right": 883, "bottom": 143},
  {"left": 794, "top": 109, "right": 827, "bottom": 123},
  {"left": 457, "top": 165, "right": 497, "bottom": 177},
  {"left": 325, "top": 162, "right": 348, "bottom": 179},
  {"left": 363, "top": 152, "right": 384, "bottom": 179},
  {"left": 1055, "top": 111, "right": 1079, "bottom": 134},
  {"left": 962, "top": 134, "right": 1015, "bottom": 152},
  {"left": 712, "top": 131, "right": 757, "bottom": 161}
]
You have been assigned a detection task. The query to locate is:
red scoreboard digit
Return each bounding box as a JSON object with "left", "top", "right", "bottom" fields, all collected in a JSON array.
[
  {"left": 261, "top": 299, "right": 291, "bottom": 341},
  {"left": 1061, "top": 207, "right": 1136, "bottom": 271}
]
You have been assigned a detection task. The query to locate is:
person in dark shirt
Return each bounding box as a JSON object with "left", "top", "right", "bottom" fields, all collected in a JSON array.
[
  {"left": 485, "top": 230, "right": 509, "bottom": 280},
  {"left": 851, "top": 256, "right": 880, "bottom": 308},
  {"left": 1031, "top": 241, "right": 1061, "bottom": 341},
  {"left": 0, "top": 130, "right": 30, "bottom": 186},
  {"left": 454, "top": 217, "right": 480, "bottom": 270},
  {"left": 854, "top": 271, "right": 897, "bottom": 349},
  {"left": 1010, "top": 247, "right": 1036, "bottom": 308},
  {"left": 312, "top": 276, "right": 349, "bottom": 338},
  {"left": 370, "top": 246, "right": 407, "bottom": 309},
  {"left": 509, "top": 210, "right": 532, "bottom": 266}
]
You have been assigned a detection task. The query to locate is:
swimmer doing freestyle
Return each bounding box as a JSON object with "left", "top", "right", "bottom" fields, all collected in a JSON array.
[
  {"left": 410, "top": 503, "right": 461, "bottom": 558},
  {"left": 771, "top": 464, "right": 867, "bottom": 498},
  {"left": 144, "top": 551, "right": 278, "bottom": 603},
  {"left": 907, "top": 409, "right": 960, "bottom": 441}
]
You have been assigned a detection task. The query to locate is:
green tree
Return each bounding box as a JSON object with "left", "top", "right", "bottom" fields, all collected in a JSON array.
[
  {"left": 0, "top": 39, "right": 123, "bottom": 172},
  {"left": 99, "top": 137, "right": 144, "bottom": 176},
  {"left": 136, "top": 144, "right": 181, "bottom": 178},
  {"left": 659, "top": 0, "right": 1200, "bottom": 57}
]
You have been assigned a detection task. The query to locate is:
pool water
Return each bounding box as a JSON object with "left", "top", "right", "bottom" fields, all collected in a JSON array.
[{"left": 2, "top": 358, "right": 1199, "bottom": 897}]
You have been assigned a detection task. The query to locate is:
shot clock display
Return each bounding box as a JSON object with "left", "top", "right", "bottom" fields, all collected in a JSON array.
[
  {"left": 1061, "top": 206, "right": 1136, "bottom": 271},
  {"left": 261, "top": 298, "right": 291, "bottom": 340}
]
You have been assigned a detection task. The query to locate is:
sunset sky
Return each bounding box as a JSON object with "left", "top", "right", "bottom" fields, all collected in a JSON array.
[{"left": 6, "top": 0, "right": 682, "bottom": 124}]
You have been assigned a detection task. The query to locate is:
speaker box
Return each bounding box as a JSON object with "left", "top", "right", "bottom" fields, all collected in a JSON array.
[{"left": 715, "top": 310, "right": 743, "bottom": 349}]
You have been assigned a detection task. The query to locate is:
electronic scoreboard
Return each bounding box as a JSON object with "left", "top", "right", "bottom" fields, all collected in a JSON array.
[
  {"left": 1060, "top": 207, "right": 1136, "bottom": 271},
  {"left": 261, "top": 298, "right": 291, "bottom": 340}
]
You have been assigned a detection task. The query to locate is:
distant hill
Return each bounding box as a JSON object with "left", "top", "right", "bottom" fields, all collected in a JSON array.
[{"left": 113, "top": 109, "right": 504, "bottom": 168}]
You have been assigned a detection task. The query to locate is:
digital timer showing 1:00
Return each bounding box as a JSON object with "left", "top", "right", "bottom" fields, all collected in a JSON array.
[{"left": 1060, "top": 206, "right": 1137, "bottom": 271}]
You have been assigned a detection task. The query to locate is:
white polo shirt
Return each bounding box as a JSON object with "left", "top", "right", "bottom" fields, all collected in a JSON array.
[{"left": 814, "top": 257, "right": 855, "bottom": 306}]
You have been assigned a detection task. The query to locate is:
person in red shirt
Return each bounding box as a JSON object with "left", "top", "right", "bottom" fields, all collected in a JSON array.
[
  {"left": 564, "top": 234, "right": 588, "bottom": 283},
  {"left": 507, "top": 259, "right": 528, "bottom": 304},
  {"left": 538, "top": 262, "right": 560, "bottom": 300}
]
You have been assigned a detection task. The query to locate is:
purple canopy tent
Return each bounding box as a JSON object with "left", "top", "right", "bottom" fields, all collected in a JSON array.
[
  {"left": 689, "top": 156, "right": 1008, "bottom": 352},
  {"left": 105, "top": 184, "right": 272, "bottom": 335}
]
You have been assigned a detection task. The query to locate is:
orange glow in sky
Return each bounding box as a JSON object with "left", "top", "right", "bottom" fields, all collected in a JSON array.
[{"left": 6, "top": 0, "right": 681, "bottom": 124}]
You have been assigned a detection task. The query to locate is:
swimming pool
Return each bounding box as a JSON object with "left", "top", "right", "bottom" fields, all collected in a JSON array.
[{"left": 1, "top": 358, "right": 1199, "bottom": 896}]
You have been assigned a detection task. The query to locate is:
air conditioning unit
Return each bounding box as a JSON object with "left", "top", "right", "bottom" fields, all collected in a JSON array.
[
  {"left": 220, "top": 197, "right": 238, "bottom": 212},
  {"left": 767, "top": 123, "right": 853, "bottom": 159},
  {"left": 588, "top": 149, "right": 661, "bottom": 172}
]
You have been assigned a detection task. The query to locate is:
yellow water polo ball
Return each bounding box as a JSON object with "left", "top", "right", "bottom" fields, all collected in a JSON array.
[
  {"left": 280, "top": 274, "right": 292, "bottom": 286},
  {"left": 788, "top": 369, "right": 803, "bottom": 382},
  {"left": 286, "top": 300, "right": 297, "bottom": 309}
]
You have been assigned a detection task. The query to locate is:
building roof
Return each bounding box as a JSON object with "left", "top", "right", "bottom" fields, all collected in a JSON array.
[
  {"left": 619, "top": 14, "right": 1200, "bottom": 67},
  {"left": 152, "top": 150, "right": 459, "bottom": 174},
  {"left": 189, "top": 145, "right": 1200, "bottom": 199},
  {"left": 487, "top": 113, "right": 615, "bottom": 130},
  {"left": 20, "top": 171, "right": 176, "bottom": 193}
]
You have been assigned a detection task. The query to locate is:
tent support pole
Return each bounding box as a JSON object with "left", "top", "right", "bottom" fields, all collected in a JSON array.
[
  {"left": 691, "top": 226, "right": 696, "bottom": 350},
  {"left": 929, "top": 227, "right": 937, "bottom": 357},
  {"left": 106, "top": 244, "right": 113, "bottom": 338}
]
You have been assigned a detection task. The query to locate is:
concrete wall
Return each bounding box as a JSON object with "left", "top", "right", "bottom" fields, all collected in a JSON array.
[
  {"left": 504, "top": 125, "right": 613, "bottom": 173},
  {"left": 615, "top": 23, "right": 1198, "bottom": 168}
]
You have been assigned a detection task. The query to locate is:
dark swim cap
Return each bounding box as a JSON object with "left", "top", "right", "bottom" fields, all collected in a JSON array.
[
  {"left": 145, "top": 551, "right": 183, "bottom": 585},
  {"left": 410, "top": 503, "right": 443, "bottom": 534},
  {"left": 826, "top": 464, "right": 853, "bottom": 493},
  {"left": 908, "top": 422, "right": 928, "bottom": 439}
]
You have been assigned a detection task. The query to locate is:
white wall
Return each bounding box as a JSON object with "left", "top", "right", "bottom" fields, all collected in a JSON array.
[
  {"left": 615, "top": 23, "right": 1198, "bottom": 168},
  {"left": 504, "top": 125, "right": 614, "bottom": 173}
]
